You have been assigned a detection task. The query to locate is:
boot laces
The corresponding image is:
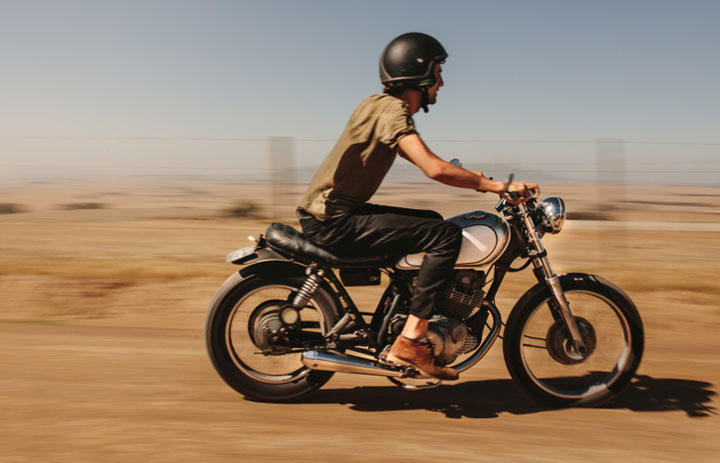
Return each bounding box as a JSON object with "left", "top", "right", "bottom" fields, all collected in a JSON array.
[
  {"left": 407, "top": 336, "right": 435, "bottom": 354},
  {"left": 400, "top": 335, "right": 436, "bottom": 355}
]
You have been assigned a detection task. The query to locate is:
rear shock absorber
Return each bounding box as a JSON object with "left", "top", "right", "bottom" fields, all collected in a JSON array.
[{"left": 292, "top": 268, "right": 325, "bottom": 309}]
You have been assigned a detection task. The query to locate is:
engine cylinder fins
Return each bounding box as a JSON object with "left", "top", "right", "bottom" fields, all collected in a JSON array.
[
  {"left": 460, "top": 334, "right": 479, "bottom": 355},
  {"left": 438, "top": 291, "right": 484, "bottom": 319},
  {"left": 435, "top": 270, "right": 486, "bottom": 320}
]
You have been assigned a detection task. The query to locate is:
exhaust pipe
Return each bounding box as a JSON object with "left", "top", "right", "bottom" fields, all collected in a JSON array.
[{"left": 301, "top": 350, "right": 405, "bottom": 377}]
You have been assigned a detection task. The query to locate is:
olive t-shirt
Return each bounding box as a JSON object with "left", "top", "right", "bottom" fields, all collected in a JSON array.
[{"left": 298, "top": 94, "right": 416, "bottom": 220}]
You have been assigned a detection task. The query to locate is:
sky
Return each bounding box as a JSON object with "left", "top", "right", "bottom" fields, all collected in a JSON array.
[{"left": 1, "top": 0, "right": 718, "bottom": 183}]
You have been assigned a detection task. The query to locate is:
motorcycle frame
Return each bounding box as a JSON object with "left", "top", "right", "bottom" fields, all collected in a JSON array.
[
  {"left": 232, "top": 198, "right": 584, "bottom": 371},
  {"left": 313, "top": 263, "right": 505, "bottom": 374}
]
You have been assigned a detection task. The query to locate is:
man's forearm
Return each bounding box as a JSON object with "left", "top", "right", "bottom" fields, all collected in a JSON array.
[
  {"left": 398, "top": 134, "right": 504, "bottom": 194},
  {"left": 431, "top": 164, "right": 503, "bottom": 193}
]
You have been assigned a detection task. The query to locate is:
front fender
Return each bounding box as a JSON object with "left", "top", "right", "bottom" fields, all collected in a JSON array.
[
  {"left": 508, "top": 273, "right": 584, "bottom": 320},
  {"left": 507, "top": 272, "right": 641, "bottom": 326}
]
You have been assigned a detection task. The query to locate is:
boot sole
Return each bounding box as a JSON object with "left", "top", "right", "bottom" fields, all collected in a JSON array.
[{"left": 386, "top": 353, "right": 414, "bottom": 368}]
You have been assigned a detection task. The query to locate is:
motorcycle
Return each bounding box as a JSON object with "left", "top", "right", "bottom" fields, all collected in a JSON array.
[{"left": 205, "top": 173, "right": 644, "bottom": 407}]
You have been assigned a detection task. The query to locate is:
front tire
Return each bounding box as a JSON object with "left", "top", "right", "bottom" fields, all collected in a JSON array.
[
  {"left": 206, "top": 269, "right": 340, "bottom": 401},
  {"left": 503, "top": 273, "right": 644, "bottom": 407}
]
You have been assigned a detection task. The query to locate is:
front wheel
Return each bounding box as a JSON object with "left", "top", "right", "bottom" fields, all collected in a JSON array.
[{"left": 503, "top": 273, "right": 644, "bottom": 407}]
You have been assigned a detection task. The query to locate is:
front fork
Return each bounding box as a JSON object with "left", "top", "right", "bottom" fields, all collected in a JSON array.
[{"left": 518, "top": 204, "right": 588, "bottom": 354}]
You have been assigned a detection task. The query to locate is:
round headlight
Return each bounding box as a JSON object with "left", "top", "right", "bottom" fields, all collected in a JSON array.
[{"left": 539, "top": 197, "right": 566, "bottom": 234}]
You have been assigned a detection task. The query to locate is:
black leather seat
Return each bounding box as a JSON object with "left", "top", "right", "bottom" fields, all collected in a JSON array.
[{"left": 265, "top": 223, "right": 390, "bottom": 267}]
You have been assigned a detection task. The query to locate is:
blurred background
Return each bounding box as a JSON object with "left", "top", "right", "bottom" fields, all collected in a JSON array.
[
  {"left": 1, "top": 1, "right": 718, "bottom": 462},
  {"left": 1, "top": 0, "right": 718, "bottom": 184}
]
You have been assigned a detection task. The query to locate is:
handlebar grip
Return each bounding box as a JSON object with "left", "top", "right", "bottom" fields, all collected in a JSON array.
[{"left": 506, "top": 190, "right": 521, "bottom": 201}]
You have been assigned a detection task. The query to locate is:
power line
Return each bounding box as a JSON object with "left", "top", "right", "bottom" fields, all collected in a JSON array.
[
  {"left": 3, "top": 164, "right": 718, "bottom": 174},
  {"left": 430, "top": 139, "right": 720, "bottom": 146},
  {"left": 1, "top": 135, "right": 719, "bottom": 145},
  {"left": 0, "top": 136, "right": 271, "bottom": 142}
]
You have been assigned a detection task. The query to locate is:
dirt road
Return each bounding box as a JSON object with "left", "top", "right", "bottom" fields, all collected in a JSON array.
[
  {"left": 1, "top": 321, "right": 716, "bottom": 463},
  {"left": 1, "top": 181, "right": 718, "bottom": 462}
]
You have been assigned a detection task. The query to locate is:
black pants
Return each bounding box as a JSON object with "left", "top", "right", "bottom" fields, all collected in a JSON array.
[{"left": 298, "top": 204, "right": 462, "bottom": 320}]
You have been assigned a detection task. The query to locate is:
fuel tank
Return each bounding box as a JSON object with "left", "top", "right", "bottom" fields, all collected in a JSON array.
[{"left": 396, "top": 211, "right": 511, "bottom": 270}]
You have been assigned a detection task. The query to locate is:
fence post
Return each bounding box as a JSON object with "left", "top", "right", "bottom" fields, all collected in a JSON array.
[
  {"left": 268, "top": 136, "right": 297, "bottom": 220},
  {"left": 595, "top": 138, "right": 627, "bottom": 255}
]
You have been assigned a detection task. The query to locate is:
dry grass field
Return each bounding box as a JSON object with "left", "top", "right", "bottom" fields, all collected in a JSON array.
[{"left": 1, "top": 178, "right": 719, "bottom": 462}]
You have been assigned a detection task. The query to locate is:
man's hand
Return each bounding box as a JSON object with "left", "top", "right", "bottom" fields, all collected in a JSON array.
[{"left": 504, "top": 181, "right": 540, "bottom": 204}]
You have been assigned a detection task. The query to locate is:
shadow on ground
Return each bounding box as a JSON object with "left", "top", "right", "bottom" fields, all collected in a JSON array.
[
  {"left": 607, "top": 375, "right": 716, "bottom": 417},
  {"left": 300, "top": 375, "right": 715, "bottom": 419}
]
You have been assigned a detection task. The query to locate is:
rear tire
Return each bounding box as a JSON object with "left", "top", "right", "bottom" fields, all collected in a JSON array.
[
  {"left": 206, "top": 272, "right": 340, "bottom": 402},
  {"left": 503, "top": 273, "right": 644, "bottom": 407}
]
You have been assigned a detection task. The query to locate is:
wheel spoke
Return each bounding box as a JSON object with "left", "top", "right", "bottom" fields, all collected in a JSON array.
[
  {"left": 518, "top": 289, "right": 632, "bottom": 401},
  {"left": 226, "top": 284, "right": 328, "bottom": 385},
  {"left": 521, "top": 343, "right": 547, "bottom": 349}
]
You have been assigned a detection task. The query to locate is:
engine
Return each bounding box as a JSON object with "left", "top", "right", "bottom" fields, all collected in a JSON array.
[
  {"left": 436, "top": 270, "right": 486, "bottom": 320},
  {"left": 390, "top": 270, "right": 486, "bottom": 365}
]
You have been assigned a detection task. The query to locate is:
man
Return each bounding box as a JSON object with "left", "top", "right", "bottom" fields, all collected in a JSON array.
[{"left": 297, "top": 32, "right": 539, "bottom": 380}]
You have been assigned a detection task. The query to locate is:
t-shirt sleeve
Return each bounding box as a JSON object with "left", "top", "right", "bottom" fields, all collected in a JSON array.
[{"left": 377, "top": 101, "right": 417, "bottom": 150}]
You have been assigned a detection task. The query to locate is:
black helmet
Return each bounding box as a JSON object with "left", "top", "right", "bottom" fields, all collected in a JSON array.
[{"left": 379, "top": 32, "right": 447, "bottom": 89}]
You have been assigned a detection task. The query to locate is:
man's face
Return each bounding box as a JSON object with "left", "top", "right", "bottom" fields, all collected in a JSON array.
[{"left": 427, "top": 63, "right": 444, "bottom": 105}]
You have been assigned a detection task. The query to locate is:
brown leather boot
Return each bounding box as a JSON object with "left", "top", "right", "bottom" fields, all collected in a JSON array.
[{"left": 386, "top": 335, "right": 459, "bottom": 381}]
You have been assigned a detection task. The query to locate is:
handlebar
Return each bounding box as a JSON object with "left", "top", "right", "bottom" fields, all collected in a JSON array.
[
  {"left": 495, "top": 173, "right": 538, "bottom": 212},
  {"left": 501, "top": 173, "right": 520, "bottom": 201},
  {"left": 501, "top": 172, "right": 537, "bottom": 202}
]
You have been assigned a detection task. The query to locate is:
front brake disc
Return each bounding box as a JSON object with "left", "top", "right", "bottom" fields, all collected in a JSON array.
[{"left": 545, "top": 317, "right": 597, "bottom": 365}]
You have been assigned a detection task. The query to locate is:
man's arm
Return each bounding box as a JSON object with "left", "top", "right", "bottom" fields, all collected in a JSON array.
[{"left": 397, "top": 133, "right": 539, "bottom": 199}]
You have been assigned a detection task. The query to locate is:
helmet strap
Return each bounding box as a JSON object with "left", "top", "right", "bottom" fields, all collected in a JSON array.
[{"left": 420, "top": 87, "right": 429, "bottom": 113}]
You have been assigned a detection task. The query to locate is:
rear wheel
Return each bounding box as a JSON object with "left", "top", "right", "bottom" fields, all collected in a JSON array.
[
  {"left": 503, "top": 273, "right": 644, "bottom": 407},
  {"left": 206, "top": 272, "right": 340, "bottom": 401}
]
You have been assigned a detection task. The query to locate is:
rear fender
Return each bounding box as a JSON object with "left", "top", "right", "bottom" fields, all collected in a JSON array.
[
  {"left": 227, "top": 246, "right": 286, "bottom": 266},
  {"left": 205, "top": 260, "right": 344, "bottom": 328}
]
